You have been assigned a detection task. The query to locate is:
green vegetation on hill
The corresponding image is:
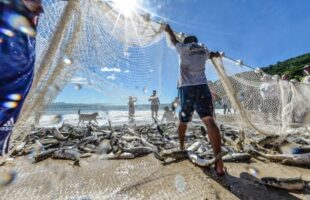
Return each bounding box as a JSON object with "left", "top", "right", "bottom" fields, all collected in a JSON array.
[{"left": 262, "top": 53, "right": 310, "bottom": 81}]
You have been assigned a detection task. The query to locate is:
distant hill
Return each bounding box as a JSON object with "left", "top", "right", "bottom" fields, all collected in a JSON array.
[
  {"left": 262, "top": 53, "right": 310, "bottom": 81},
  {"left": 207, "top": 53, "right": 310, "bottom": 101}
]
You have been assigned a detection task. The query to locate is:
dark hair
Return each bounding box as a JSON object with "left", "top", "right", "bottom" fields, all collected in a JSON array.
[{"left": 183, "top": 36, "right": 198, "bottom": 44}]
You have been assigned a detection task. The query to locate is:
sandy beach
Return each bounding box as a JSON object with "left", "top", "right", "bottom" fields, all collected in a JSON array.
[
  {"left": 1, "top": 111, "right": 310, "bottom": 200},
  {"left": 1, "top": 1, "right": 310, "bottom": 200},
  {"left": 1, "top": 153, "right": 309, "bottom": 200}
]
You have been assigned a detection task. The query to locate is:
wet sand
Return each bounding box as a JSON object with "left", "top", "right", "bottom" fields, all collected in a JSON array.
[{"left": 1, "top": 155, "right": 309, "bottom": 200}]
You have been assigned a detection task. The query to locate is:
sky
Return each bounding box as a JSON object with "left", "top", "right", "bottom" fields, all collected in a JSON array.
[{"left": 55, "top": 0, "right": 310, "bottom": 105}]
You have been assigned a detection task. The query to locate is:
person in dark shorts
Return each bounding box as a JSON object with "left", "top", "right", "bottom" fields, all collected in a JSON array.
[
  {"left": 221, "top": 98, "right": 228, "bottom": 115},
  {"left": 0, "top": 0, "right": 43, "bottom": 156},
  {"left": 148, "top": 90, "right": 160, "bottom": 119},
  {"left": 165, "top": 24, "right": 224, "bottom": 176}
]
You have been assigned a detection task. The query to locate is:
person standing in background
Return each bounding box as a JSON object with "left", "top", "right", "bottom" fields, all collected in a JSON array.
[
  {"left": 301, "top": 65, "right": 310, "bottom": 84},
  {"left": 0, "top": 0, "right": 43, "bottom": 156},
  {"left": 221, "top": 98, "right": 228, "bottom": 115},
  {"left": 149, "top": 90, "right": 160, "bottom": 119},
  {"left": 281, "top": 74, "right": 290, "bottom": 81},
  {"left": 128, "top": 96, "right": 137, "bottom": 120}
]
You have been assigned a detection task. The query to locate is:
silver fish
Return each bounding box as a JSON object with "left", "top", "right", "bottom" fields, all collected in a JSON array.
[
  {"left": 187, "top": 151, "right": 227, "bottom": 167},
  {"left": 11, "top": 142, "right": 26, "bottom": 156},
  {"left": 121, "top": 135, "right": 140, "bottom": 142},
  {"left": 154, "top": 149, "right": 188, "bottom": 162},
  {"left": 80, "top": 153, "right": 92, "bottom": 158},
  {"left": 187, "top": 141, "right": 201, "bottom": 152},
  {"left": 253, "top": 148, "right": 310, "bottom": 166},
  {"left": 40, "top": 138, "right": 60, "bottom": 146},
  {"left": 52, "top": 149, "right": 81, "bottom": 165},
  {"left": 120, "top": 146, "right": 154, "bottom": 156},
  {"left": 260, "top": 177, "right": 305, "bottom": 190},
  {"left": 79, "top": 145, "right": 96, "bottom": 153},
  {"left": 96, "top": 139, "right": 112, "bottom": 154},
  {"left": 140, "top": 135, "right": 158, "bottom": 152},
  {"left": 70, "top": 136, "right": 94, "bottom": 149},
  {"left": 281, "top": 153, "right": 310, "bottom": 166},
  {"left": 222, "top": 153, "right": 252, "bottom": 162},
  {"left": 105, "top": 152, "right": 135, "bottom": 160},
  {"left": 52, "top": 128, "right": 68, "bottom": 141},
  {"left": 33, "top": 148, "right": 58, "bottom": 162}
]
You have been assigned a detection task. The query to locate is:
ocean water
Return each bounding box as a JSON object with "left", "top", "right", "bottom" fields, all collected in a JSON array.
[{"left": 39, "top": 108, "right": 225, "bottom": 127}]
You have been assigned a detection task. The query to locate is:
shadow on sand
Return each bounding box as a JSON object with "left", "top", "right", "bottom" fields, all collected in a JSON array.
[{"left": 201, "top": 168, "right": 306, "bottom": 200}]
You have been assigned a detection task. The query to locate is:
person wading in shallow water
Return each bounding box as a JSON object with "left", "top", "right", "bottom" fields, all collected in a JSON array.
[
  {"left": 0, "top": 0, "right": 43, "bottom": 156},
  {"left": 164, "top": 24, "right": 225, "bottom": 176}
]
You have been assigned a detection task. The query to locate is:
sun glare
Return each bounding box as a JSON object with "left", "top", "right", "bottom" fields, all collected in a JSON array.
[{"left": 112, "top": 0, "right": 138, "bottom": 17}]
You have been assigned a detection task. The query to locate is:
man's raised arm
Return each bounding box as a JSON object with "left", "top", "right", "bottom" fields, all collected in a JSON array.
[{"left": 164, "top": 24, "right": 178, "bottom": 46}]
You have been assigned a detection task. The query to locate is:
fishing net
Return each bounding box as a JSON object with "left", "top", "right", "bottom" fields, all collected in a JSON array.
[
  {"left": 14, "top": 0, "right": 168, "bottom": 134},
  {"left": 210, "top": 57, "right": 310, "bottom": 135},
  {"left": 4, "top": 0, "right": 310, "bottom": 199},
  {"left": 12, "top": 0, "right": 310, "bottom": 140}
]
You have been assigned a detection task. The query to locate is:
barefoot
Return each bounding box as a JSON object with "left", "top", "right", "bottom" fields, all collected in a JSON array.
[{"left": 215, "top": 159, "right": 225, "bottom": 176}]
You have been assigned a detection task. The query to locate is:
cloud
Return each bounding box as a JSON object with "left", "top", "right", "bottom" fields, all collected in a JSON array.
[
  {"left": 101, "top": 67, "right": 122, "bottom": 72},
  {"left": 71, "top": 77, "right": 88, "bottom": 85},
  {"left": 107, "top": 74, "right": 117, "bottom": 80}
]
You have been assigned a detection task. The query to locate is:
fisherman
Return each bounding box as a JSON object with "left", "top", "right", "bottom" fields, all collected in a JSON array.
[
  {"left": 148, "top": 90, "right": 160, "bottom": 119},
  {"left": 128, "top": 96, "right": 137, "bottom": 120},
  {"left": 301, "top": 65, "right": 310, "bottom": 84},
  {"left": 221, "top": 98, "right": 228, "bottom": 115},
  {"left": 226, "top": 101, "right": 232, "bottom": 115},
  {"left": 281, "top": 74, "right": 290, "bottom": 81},
  {"left": 0, "top": 0, "right": 43, "bottom": 156},
  {"left": 164, "top": 24, "right": 224, "bottom": 175}
]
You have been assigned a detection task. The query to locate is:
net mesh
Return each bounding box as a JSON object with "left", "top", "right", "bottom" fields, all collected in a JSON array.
[
  {"left": 5, "top": 0, "right": 310, "bottom": 199},
  {"left": 14, "top": 0, "right": 168, "bottom": 134},
  {"left": 12, "top": 0, "right": 310, "bottom": 140},
  {"left": 210, "top": 57, "right": 310, "bottom": 135}
]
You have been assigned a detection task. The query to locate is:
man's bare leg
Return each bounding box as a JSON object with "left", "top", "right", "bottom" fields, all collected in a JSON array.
[
  {"left": 202, "top": 116, "right": 224, "bottom": 175},
  {"left": 178, "top": 122, "right": 187, "bottom": 150}
]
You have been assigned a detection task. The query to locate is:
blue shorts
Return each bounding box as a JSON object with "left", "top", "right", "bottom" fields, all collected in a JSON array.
[
  {"left": 178, "top": 84, "right": 214, "bottom": 123},
  {"left": 0, "top": 21, "right": 36, "bottom": 155}
]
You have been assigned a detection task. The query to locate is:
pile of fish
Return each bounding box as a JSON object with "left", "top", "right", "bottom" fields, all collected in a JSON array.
[
  {"left": 9, "top": 122, "right": 250, "bottom": 166},
  {"left": 246, "top": 131, "right": 310, "bottom": 167},
  {"left": 8, "top": 121, "right": 310, "bottom": 190}
]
